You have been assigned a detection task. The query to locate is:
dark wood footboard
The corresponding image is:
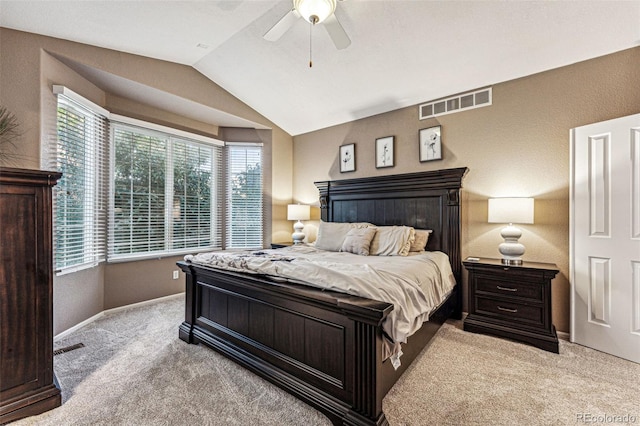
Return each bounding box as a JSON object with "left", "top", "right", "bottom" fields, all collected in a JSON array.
[{"left": 178, "top": 261, "right": 399, "bottom": 425}]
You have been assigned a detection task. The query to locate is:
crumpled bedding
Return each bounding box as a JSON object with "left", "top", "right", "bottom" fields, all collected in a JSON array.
[{"left": 185, "top": 245, "right": 456, "bottom": 368}]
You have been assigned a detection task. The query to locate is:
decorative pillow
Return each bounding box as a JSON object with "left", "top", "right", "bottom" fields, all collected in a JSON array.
[
  {"left": 410, "top": 229, "right": 433, "bottom": 252},
  {"left": 369, "top": 225, "right": 414, "bottom": 256},
  {"left": 340, "top": 227, "right": 378, "bottom": 256},
  {"left": 400, "top": 229, "right": 415, "bottom": 256},
  {"left": 315, "top": 221, "right": 373, "bottom": 252}
]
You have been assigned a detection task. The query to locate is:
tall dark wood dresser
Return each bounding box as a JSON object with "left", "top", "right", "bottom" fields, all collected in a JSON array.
[{"left": 0, "top": 167, "right": 62, "bottom": 423}]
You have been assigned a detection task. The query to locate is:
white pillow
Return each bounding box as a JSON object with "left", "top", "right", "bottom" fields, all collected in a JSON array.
[
  {"left": 315, "top": 221, "right": 372, "bottom": 252},
  {"left": 341, "top": 227, "right": 378, "bottom": 256},
  {"left": 410, "top": 229, "right": 433, "bottom": 252},
  {"left": 369, "top": 226, "right": 414, "bottom": 256}
]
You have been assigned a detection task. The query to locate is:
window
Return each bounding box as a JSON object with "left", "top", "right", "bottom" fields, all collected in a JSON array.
[
  {"left": 52, "top": 91, "right": 109, "bottom": 272},
  {"left": 110, "top": 122, "right": 254, "bottom": 260},
  {"left": 110, "top": 125, "right": 169, "bottom": 257},
  {"left": 53, "top": 87, "right": 264, "bottom": 267},
  {"left": 227, "top": 144, "right": 263, "bottom": 248},
  {"left": 172, "top": 139, "right": 223, "bottom": 250}
]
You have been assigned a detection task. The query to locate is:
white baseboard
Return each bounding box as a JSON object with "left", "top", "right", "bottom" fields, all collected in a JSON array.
[{"left": 54, "top": 292, "right": 184, "bottom": 342}]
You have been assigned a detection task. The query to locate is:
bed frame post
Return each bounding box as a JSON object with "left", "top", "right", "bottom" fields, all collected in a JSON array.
[
  {"left": 447, "top": 187, "right": 463, "bottom": 320},
  {"left": 316, "top": 181, "right": 329, "bottom": 222},
  {"left": 177, "top": 262, "right": 197, "bottom": 344},
  {"left": 342, "top": 307, "right": 392, "bottom": 426},
  {"left": 344, "top": 327, "right": 388, "bottom": 426}
]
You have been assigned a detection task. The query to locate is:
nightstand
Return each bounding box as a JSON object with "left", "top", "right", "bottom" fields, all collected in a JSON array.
[
  {"left": 271, "top": 242, "right": 294, "bottom": 249},
  {"left": 463, "top": 257, "right": 560, "bottom": 353}
]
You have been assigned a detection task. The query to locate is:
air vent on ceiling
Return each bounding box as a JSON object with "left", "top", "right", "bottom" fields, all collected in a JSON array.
[{"left": 419, "top": 87, "right": 492, "bottom": 120}]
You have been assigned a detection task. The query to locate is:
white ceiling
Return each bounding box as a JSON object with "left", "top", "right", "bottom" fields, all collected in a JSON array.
[{"left": 1, "top": 1, "right": 639, "bottom": 136}]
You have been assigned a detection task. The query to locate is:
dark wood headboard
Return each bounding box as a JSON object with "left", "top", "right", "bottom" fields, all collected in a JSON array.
[{"left": 314, "top": 167, "right": 468, "bottom": 287}]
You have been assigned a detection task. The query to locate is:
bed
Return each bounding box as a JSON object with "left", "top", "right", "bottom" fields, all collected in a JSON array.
[{"left": 177, "top": 167, "right": 468, "bottom": 425}]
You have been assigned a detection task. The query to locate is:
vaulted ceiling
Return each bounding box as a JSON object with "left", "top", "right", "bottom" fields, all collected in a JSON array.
[{"left": 1, "top": 1, "right": 638, "bottom": 136}]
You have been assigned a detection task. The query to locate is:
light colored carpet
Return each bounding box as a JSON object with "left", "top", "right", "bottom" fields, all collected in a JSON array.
[{"left": 14, "top": 294, "right": 640, "bottom": 425}]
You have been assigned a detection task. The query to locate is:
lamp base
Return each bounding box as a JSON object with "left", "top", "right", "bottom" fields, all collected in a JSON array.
[
  {"left": 292, "top": 220, "right": 305, "bottom": 244},
  {"left": 498, "top": 224, "right": 525, "bottom": 265}
]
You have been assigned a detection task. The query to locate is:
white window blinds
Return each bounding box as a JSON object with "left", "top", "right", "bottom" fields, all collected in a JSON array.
[
  {"left": 111, "top": 125, "right": 167, "bottom": 257},
  {"left": 171, "top": 138, "right": 223, "bottom": 250},
  {"left": 109, "top": 123, "right": 224, "bottom": 260},
  {"left": 226, "top": 144, "right": 263, "bottom": 249},
  {"left": 52, "top": 94, "right": 109, "bottom": 272}
]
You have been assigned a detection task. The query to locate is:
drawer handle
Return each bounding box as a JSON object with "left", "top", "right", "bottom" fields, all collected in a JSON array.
[
  {"left": 496, "top": 285, "right": 518, "bottom": 292},
  {"left": 497, "top": 306, "right": 518, "bottom": 313}
]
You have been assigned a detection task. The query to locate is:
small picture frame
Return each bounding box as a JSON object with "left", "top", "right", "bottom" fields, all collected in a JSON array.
[
  {"left": 419, "top": 125, "right": 442, "bottom": 162},
  {"left": 375, "top": 136, "right": 394, "bottom": 168},
  {"left": 339, "top": 143, "right": 355, "bottom": 173}
]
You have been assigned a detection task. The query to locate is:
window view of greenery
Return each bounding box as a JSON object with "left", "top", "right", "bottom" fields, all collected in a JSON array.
[
  {"left": 228, "top": 146, "right": 262, "bottom": 248},
  {"left": 172, "top": 141, "right": 216, "bottom": 250},
  {"left": 112, "top": 127, "right": 167, "bottom": 256},
  {"left": 55, "top": 101, "right": 100, "bottom": 270}
]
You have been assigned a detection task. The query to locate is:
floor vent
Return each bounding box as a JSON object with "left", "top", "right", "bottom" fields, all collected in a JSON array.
[
  {"left": 54, "top": 342, "right": 85, "bottom": 356},
  {"left": 419, "top": 87, "right": 492, "bottom": 119}
]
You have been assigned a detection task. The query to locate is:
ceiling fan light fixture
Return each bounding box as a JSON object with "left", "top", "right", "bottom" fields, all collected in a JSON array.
[{"left": 293, "top": 0, "right": 337, "bottom": 24}]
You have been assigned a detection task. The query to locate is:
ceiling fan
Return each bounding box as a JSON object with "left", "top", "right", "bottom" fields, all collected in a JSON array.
[{"left": 263, "top": 0, "right": 351, "bottom": 50}]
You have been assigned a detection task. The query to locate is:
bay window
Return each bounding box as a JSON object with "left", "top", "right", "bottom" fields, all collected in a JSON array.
[{"left": 53, "top": 86, "right": 263, "bottom": 270}]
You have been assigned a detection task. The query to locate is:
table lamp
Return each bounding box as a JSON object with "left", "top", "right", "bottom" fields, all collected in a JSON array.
[
  {"left": 287, "top": 204, "right": 310, "bottom": 244},
  {"left": 488, "top": 197, "right": 534, "bottom": 265}
]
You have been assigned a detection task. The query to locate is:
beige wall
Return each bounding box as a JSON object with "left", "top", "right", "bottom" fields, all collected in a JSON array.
[
  {"left": 103, "top": 256, "right": 184, "bottom": 309},
  {"left": 0, "top": 28, "right": 293, "bottom": 334},
  {"left": 292, "top": 46, "right": 640, "bottom": 334}
]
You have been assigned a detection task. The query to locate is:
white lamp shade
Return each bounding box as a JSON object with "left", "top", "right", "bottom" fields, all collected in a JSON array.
[
  {"left": 294, "top": 0, "right": 337, "bottom": 24},
  {"left": 287, "top": 204, "right": 310, "bottom": 221},
  {"left": 488, "top": 198, "right": 534, "bottom": 224}
]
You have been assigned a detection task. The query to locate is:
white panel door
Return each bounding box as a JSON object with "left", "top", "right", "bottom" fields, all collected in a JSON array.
[{"left": 571, "top": 113, "right": 640, "bottom": 363}]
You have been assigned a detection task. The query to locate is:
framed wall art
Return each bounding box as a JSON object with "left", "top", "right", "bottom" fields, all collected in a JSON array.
[
  {"left": 419, "top": 125, "right": 442, "bottom": 162},
  {"left": 375, "top": 136, "right": 394, "bottom": 168},
  {"left": 339, "top": 143, "right": 355, "bottom": 173}
]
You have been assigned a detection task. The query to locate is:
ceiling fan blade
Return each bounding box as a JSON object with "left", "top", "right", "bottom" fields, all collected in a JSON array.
[
  {"left": 323, "top": 14, "right": 351, "bottom": 50},
  {"left": 263, "top": 9, "right": 300, "bottom": 42}
]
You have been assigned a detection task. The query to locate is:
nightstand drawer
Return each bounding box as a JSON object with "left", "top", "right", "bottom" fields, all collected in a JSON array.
[
  {"left": 476, "top": 276, "right": 542, "bottom": 300},
  {"left": 476, "top": 296, "right": 544, "bottom": 327}
]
